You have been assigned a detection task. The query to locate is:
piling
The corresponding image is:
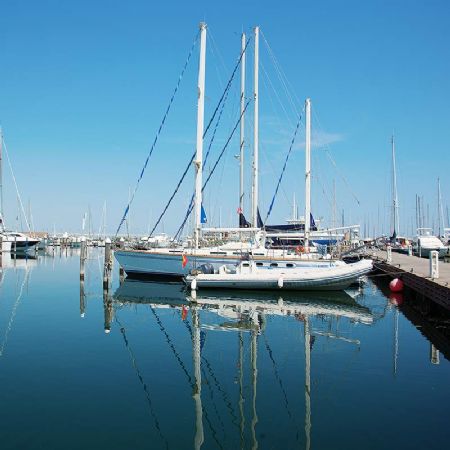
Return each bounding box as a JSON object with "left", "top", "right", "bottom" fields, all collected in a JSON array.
[
  {"left": 80, "top": 280, "right": 85, "bottom": 318},
  {"left": 80, "top": 236, "right": 86, "bottom": 281},
  {"left": 103, "top": 290, "right": 113, "bottom": 333},
  {"left": 119, "top": 266, "right": 125, "bottom": 284},
  {"left": 103, "top": 238, "right": 112, "bottom": 290},
  {"left": 430, "top": 251, "right": 439, "bottom": 279}
]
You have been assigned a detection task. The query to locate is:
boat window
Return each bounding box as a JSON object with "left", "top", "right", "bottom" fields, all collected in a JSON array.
[
  {"left": 286, "top": 263, "right": 294, "bottom": 268},
  {"left": 243, "top": 263, "right": 249, "bottom": 267},
  {"left": 256, "top": 262, "right": 263, "bottom": 266},
  {"left": 270, "top": 263, "right": 278, "bottom": 267},
  {"left": 210, "top": 251, "right": 227, "bottom": 255}
]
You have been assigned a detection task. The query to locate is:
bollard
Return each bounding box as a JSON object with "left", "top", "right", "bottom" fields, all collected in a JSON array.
[
  {"left": 429, "top": 250, "right": 439, "bottom": 279},
  {"left": 430, "top": 343, "right": 440, "bottom": 365},
  {"left": 386, "top": 245, "right": 392, "bottom": 263},
  {"left": 407, "top": 244, "right": 413, "bottom": 256},
  {"left": 80, "top": 236, "right": 86, "bottom": 281},
  {"left": 103, "top": 238, "right": 112, "bottom": 290},
  {"left": 80, "top": 280, "right": 85, "bottom": 318},
  {"left": 103, "top": 290, "right": 113, "bottom": 333},
  {"left": 119, "top": 266, "right": 125, "bottom": 284}
]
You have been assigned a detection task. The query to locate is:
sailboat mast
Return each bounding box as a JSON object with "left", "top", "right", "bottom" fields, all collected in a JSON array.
[
  {"left": 252, "top": 26, "right": 259, "bottom": 227},
  {"left": 304, "top": 98, "right": 311, "bottom": 247},
  {"left": 194, "top": 22, "right": 207, "bottom": 249},
  {"left": 438, "top": 178, "right": 444, "bottom": 237},
  {"left": 391, "top": 134, "right": 399, "bottom": 237},
  {"left": 239, "top": 32, "right": 246, "bottom": 216}
]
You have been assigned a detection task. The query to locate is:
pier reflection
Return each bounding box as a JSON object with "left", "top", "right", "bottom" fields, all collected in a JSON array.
[{"left": 112, "top": 280, "right": 374, "bottom": 449}]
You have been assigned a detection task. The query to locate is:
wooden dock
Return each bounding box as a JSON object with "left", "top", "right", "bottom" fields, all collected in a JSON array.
[{"left": 367, "top": 249, "right": 450, "bottom": 309}]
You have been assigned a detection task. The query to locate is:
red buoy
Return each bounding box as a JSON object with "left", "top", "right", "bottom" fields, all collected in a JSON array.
[
  {"left": 389, "top": 292, "right": 404, "bottom": 306},
  {"left": 389, "top": 278, "right": 404, "bottom": 293}
]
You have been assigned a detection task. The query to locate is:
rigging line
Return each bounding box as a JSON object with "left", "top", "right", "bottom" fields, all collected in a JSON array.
[
  {"left": 174, "top": 99, "right": 251, "bottom": 240},
  {"left": 115, "top": 316, "right": 169, "bottom": 450},
  {"left": 0, "top": 270, "right": 29, "bottom": 357},
  {"left": 183, "top": 320, "right": 239, "bottom": 430},
  {"left": 260, "top": 60, "right": 295, "bottom": 130},
  {"left": 2, "top": 139, "right": 31, "bottom": 232},
  {"left": 264, "top": 112, "right": 302, "bottom": 224},
  {"left": 262, "top": 334, "right": 297, "bottom": 425},
  {"left": 201, "top": 366, "right": 227, "bottom": 437},
  {"left": 114, "top": 30, "right": 200, "bottom": 237},
  {"left": 151, "top": 37, "right": 252, "bottom": 237},
  {"left": 181, "top": 74, "right": 234, "bottom": 232},
  {"left": 260, "top": 30, "right": 302, "bottom": 117},
  {"left": 149, "top": 305, "right": 194, "bottom": 386},
  {"left": 200, "top": 368, "right": 227, "bottom": 450},
  {"left": 312, "top": 109, "right": 361, "bottom": 206}
]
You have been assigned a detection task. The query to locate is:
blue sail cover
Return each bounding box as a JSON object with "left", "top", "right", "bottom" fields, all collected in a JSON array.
[
  {"left": 239, "top": 210, "right": 317, "bottom": 232},
  {"left": 201, "top": 205, "right": 208, "bottom": 224}
]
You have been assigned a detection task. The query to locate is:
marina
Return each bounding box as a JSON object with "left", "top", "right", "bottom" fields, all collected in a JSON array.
[
  {"left": 1, "top": 2, "right": 450, "bottom": 448},
  {"left": 0, "top": 248, "right": 449, "bottom": 449}
]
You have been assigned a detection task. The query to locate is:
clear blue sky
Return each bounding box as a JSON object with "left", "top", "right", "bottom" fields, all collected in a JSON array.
[{"left": 1, "top": 0, "right": 449, "bottom": 236}]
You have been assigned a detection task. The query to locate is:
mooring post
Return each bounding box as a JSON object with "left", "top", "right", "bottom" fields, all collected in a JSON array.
[
  {"left": 430, "top": 343, "right": 440, "bottom": 365},
  {"left": 429, "top": 250, "right": 439, "bottom": 279},
  {"left": 103, "top": 237, "right": 112, "bottom": 290},
  {"left": 80, "top": 236, "right": 86, "bottom": 281},
  {"left": 386, "top": 245, "right": 392, "bottom": 263},
  {"left": 119, "top": 266, "right": 125, "bottom": 284},
  {"left": 80, "top": 280, "right": 85, "bottom": 318},
  {"left": 103, "top": 289, "right": 113, "bottom": 333},
  {"left": 408, "top": 244, "right": 413, "bottom": 256}
]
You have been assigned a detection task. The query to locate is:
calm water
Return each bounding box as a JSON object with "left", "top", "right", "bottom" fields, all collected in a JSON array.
[{"left": 0, "top": 248, "right": 449, "bottom": 450}]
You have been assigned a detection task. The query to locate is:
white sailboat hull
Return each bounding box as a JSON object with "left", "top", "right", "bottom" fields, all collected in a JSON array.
[
  {"left": 186, "top": 259, "right": 373, "bottom": 291},
  {"left": 114, "top": 249, "right": 343, "bottom": 279}
]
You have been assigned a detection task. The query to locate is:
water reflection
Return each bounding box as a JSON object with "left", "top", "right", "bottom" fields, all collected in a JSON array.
[{"left": 111, "top": 280, "right": 375, "bottom": 449}]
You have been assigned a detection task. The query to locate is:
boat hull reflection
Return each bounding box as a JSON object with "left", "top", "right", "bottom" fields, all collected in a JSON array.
[{"left": 113, "top": 280, "right": 373, "bottom": 325}]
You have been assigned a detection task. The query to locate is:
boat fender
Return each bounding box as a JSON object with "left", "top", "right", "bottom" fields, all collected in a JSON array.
[
  {"left": 278, "top": 277, "right": 284, "bottom": 288},
  {"left": 191, "top": 278, "right": 197, "bottom": 291}
]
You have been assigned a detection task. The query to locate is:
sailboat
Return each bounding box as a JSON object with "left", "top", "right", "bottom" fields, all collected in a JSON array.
[
  {"left": 0, "top": 129, "right": 39, "bottom": 253},
  {"left": 114, "top": 25, "right": 367, "bottom": 280}
]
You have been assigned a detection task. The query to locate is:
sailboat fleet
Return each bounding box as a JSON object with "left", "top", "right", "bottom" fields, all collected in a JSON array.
[
  {"left": 114, "top": 23, "right": 373, "bottom": 290},
  {"left": 387, "top": 135, "right": 448, "bottom": 258},
  {"left": 1, "top": 22, "right": 447, "bottom": 289}
]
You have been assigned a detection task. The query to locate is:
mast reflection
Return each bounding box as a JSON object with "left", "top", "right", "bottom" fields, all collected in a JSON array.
[{"left": 112, "top": 280, "right": 374, "bottom": 448}]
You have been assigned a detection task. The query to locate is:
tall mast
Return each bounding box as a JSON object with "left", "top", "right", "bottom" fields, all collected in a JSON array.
[
  {"left": 252, "top": 26, "right": 259, "bottom": 227},
  {"left": 192, "top": 307, "right": 204, "bottom": 450},
  {"left": 239, "top": 32, "right": 246, "bottom": 216},
  {"left": 0, "top": 127, "right": 4, "bottom": 230},
  {"left": 391, "top": 134, "right": 399, "bottom": 237},
  {"left": 304, "top": 317, "right": 311, "bottom": 450},
  {"left": 438, "top": 178, "right": 444, "bottom": 237},
  {"left": 194, "top": 22, "right": 207, "bottom": 249},
  {"left": 304, "top": 98, "right": 311, "bottom": 247}
]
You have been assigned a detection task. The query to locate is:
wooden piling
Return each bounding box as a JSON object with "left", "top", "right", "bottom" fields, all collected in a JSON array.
[
  {"left": 103, "top": 238, "right": 112, "bottom": 290},
  {"left": 80, "top": 236, "right": 86, "bottom": 281}
]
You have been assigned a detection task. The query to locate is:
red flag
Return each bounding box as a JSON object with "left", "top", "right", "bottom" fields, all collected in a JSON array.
[
  {"left": 181, "top": 254, "right": 188, "bottom": 268},
  {"left": 181, "top": 305, "right": 189, "bottom": 321}
]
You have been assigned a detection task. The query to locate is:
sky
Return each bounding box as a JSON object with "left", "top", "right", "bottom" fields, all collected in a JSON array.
[{"left": 0, "top": 0, "right": 449, "bottom": 237}]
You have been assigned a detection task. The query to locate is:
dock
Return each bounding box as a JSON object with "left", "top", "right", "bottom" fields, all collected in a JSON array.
[{"left": 367, "top": 249, "right": 450, "bottom": 309}]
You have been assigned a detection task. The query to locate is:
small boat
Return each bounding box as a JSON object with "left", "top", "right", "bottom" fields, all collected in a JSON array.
[
  {"left": 0, "top": 231, "right": 40, "bottom": 253},
  {"left": 413, "top": 231, "right": 448, "bottom": 258},
  {"left": 185, "top": 258, "right": 373, "bottom": 291}
]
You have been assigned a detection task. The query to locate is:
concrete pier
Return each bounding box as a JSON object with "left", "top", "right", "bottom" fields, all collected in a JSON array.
[{"left": 368, "top": 249, "right": 450, "bottom": 309}]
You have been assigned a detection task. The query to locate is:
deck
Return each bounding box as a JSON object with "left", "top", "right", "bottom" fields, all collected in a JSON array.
[{"left": 367, "top": 249, "right": 450, "bottom": 309}]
